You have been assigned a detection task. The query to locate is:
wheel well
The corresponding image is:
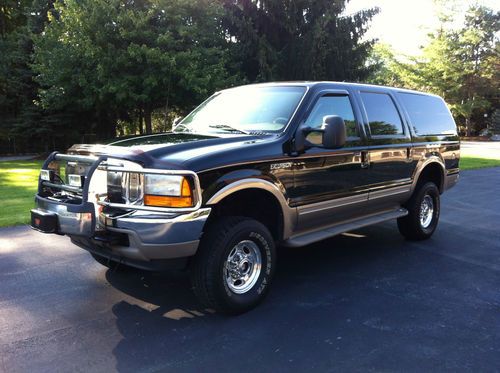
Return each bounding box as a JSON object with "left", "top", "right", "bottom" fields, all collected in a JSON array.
[
  {"left": 206, "top": 188, "right": 284, "bottom": 242},
  {"left": 417, "top": 163, "right": 444, "bottom": 193}
]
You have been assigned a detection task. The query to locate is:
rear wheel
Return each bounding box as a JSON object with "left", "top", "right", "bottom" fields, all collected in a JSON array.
[
  {"left": 398, "top": 182, "right": 440, "bottom": 241},
  {"left": 190, "top": 217, "right": 276, "bottom": 314}
]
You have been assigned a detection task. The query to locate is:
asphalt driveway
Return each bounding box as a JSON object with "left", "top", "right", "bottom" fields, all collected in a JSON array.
[{"left": 1, "top": 168, "right": 499, "bottom": 372}]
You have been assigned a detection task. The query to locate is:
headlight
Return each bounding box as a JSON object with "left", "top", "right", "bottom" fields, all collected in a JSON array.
[
  {"left": 143, "top": 175, "right": 193, "bottom": 208},
  {"left": 144, "top": 175, "right": 184, "bottom": 196}
]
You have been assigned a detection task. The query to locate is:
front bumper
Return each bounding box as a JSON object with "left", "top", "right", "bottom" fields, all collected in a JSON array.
[
  {"left": 32, "top": 195, "right": 96, "bottom": 236},
  {"left": 32, "top": 195, "right": 211, "bottom": 262},
  {"left": 31, "top": 151, "right": 210, "bottom": 267}
]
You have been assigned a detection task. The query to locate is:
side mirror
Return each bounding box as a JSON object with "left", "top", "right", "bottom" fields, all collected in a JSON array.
[
  {"left": 293, "top": 115, "right": 346, "bottom": 154},
  {"left": 321, "top": 115, "right": 346, "bottom": 149}
]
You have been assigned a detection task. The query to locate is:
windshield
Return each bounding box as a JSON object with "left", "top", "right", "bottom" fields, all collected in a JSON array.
[{"left": 175, "top": 86, "right": 306, "bottom": 134}]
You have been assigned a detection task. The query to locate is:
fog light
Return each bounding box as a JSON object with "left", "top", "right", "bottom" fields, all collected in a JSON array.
[
  {"left": 40, "top": 169, "right": 52, "bottom": 181},
  {"left": 68, "top": 174, "right": 84, "bottom": 187}
]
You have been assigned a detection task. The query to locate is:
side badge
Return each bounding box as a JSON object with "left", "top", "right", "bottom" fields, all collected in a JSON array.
[{"left": 270, "top": 162, "right": 293, "bottom": 171}]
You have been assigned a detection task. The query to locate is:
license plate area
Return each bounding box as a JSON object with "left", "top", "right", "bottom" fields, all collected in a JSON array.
[{"left": 31, "top": 209, "right": 58, "bottom": 233}]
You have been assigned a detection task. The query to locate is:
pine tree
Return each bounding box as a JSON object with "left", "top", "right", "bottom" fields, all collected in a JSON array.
[
  {"left": 0, "top": 0, "right": 54, "bottom": 154},
  {"left": 222, "top": 0, "right": 379, "bottom": 82}
]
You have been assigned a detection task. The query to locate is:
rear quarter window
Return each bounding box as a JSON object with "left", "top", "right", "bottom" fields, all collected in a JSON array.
[
  {"left": 397, "top": 93, "right": 457, "bottom": 136},
  {"left": 360, "top": 92, "right": 404, "bottom": 136}
]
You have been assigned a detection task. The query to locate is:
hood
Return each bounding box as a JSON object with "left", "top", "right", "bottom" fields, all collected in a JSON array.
[
  {"left": 68, "top": 132, "right": 282, "bottom": 171},
  {"left": 108, "top": 132, "right": 216, "bottom": 149}
]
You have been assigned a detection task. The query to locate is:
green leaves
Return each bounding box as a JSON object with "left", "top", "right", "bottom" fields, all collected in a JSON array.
[
  {"left": 2, "top": 0, "right": 380, "bottom": 151},
  {"left": 368, "top": 5, "right": 499, "bottom": 136},
  {"left": 223, "top": 0, "right": 379, "bottom": 82},
  {"left": 30, "top": 0, "right": 238, "bottom": 137}
]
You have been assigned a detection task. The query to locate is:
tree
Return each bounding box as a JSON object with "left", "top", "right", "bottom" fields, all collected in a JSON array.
[
  {"left": 368, "top": 5, "right": 499, "bottom": 136},
  {"left": 222, "top": 0, "right": 379, "bottom": 82},
  {"left": 2, "top": 0, "right": 381, "bottom": 153},
  {"left": 0, "top": 0, "right": 55, "bottom": 154},
  {"left": 366, "top": 43, "right": 409, "bottom": 87},
  {"left": 418, "top": 5, "right": 499, "bottom": 135},
  {"left": 33, "top": 0, "right": 240, "bottom": 139},
  {"left": 491, "top": 109, "right": 500, "bottom": 136}
]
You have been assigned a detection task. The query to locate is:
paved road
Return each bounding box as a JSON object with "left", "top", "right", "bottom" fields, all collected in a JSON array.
[{"left": 1, "top": 168, "right": 500, "bottom": 372}]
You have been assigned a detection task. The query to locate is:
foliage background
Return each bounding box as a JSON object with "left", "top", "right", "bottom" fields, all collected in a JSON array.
[
  {"left": 368, "top": 5, "right": 499, "bottom": 137},
  {"left": 0, "top": 0, "right": 498, "bottom": 154}
]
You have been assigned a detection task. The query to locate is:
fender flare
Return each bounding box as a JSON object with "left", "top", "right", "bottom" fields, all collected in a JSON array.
[
  {"left": 411, "top": 157, "right": 446, "bottom": 193},
  {"left": 206, "top": 178, "right": 297, "bottom": 240}
]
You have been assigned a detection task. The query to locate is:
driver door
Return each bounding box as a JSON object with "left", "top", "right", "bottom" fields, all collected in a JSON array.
[{"left": 290, "top": 91, "right": 372, "bottom": 231}]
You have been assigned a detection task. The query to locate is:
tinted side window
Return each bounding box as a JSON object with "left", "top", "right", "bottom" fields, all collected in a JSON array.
[
  {"left": 360, "top": 92, "right": 404, "bottom": 136},
  {"left": 397, "top": 93, "right": 456, "bottom": 136},
  {"left": 304, "top": 95, "right": 357, "bottom": 137}
]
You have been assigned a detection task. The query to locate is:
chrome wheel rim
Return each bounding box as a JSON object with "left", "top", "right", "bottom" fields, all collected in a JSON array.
[
  {"left": 224, "top": 240, "right": 262, "bottom": 294},
  {"left": 419, "top": 195, "right": 434, "bottom": 228}
]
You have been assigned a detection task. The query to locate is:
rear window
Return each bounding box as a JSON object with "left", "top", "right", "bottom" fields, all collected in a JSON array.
[
  {"left": 397, "top": 93, "right": 456, "bottom": 136},
  {"left": 360, "top": 92, "right": 404, "bottom": 136}
]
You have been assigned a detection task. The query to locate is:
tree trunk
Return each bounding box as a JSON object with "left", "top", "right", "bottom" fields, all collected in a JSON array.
[
  {"left": 106, "top": 116, "right": 117, "bottom": 139},
  {"left": 144, "top": 106, "right": 152, "bottom": 134},
  {"left": 164, "top": 97, "right": 169, "bottom": 132},
  {"left": 164, "top": 75, "right": 171, "bottom": 131},
  {"left": 0, "top": 8, "right": 6, "bottom": 38},
  {"left": 465, "top": 117, "right": 472, "bottom": 137},
  {"left": 138, "top": 107, "right": 144, "bottom": 135}
]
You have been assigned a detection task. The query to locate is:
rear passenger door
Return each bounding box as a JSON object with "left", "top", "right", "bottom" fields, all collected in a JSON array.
[{"left": 354, "top": 90, "right": 416, "bottom": 202}]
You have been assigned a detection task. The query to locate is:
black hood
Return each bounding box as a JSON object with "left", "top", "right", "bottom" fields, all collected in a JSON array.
[
  {"left": 69, "top": 132, "right": 283, "bottom": 172},
  {"left": 108, "top": 132, "right": 216, "bottom": 147}
]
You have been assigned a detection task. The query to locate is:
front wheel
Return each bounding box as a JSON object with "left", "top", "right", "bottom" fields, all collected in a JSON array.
[
  {"left": 398, "top": 182, "right": 440, "bottom": 241},
  {"left": 190, "top": 217, "right": 276, "bottom": 314}
]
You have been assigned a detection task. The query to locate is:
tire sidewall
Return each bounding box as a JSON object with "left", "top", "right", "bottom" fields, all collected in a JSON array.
[
  {"left": 417, "top": 183, "right": 440, "bottom": 236},
  {"left": 216, "top": 221, "right": 275, "bottom": 310}
]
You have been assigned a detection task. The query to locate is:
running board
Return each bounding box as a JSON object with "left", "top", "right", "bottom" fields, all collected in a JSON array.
[{"left": 282, "top": 208, "right": 408, "bottom": 248}]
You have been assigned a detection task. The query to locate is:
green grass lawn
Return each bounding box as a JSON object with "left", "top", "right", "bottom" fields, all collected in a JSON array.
[
  {"left": 0, "top": 160, "right": 43, "bottom": 227},
  {"left": 460, "top": 156, "right": 500, "bottom": 170},
  {"left": 0, "top": 156, "right": 499, "bottom": 228}
]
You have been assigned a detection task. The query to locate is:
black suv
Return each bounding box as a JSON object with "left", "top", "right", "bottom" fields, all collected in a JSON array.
[{"left": 31, "top": 82, "right": 460, "bottom": 313}]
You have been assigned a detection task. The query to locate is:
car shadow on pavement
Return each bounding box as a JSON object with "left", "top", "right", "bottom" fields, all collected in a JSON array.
[{"left": 105, "top": 222, "right": 420, "bottom": 372}]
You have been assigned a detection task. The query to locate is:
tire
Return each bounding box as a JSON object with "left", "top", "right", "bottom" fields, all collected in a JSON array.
[
  {"left": 397, "top": 181, "right": 440, "bottom": 241},
  {"left": 190, "top": 216, "right": 276, "bottom": 314},
  {"left": 91, "top": 253, "right": 127, "bottom": 271}
]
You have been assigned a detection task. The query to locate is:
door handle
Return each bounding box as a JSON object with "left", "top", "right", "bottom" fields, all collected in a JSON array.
[{"left": 361, "top": 151, "right": 370, "bottom": 169}]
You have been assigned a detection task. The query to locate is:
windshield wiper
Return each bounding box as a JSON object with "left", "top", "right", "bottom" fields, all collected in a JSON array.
[
  {"left": 207, "top": 124, "right": 250, "bottom": 135},
  {"left": 172, "top": 123, "right": 192, "bottom": 133}
]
